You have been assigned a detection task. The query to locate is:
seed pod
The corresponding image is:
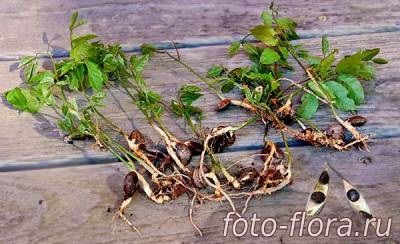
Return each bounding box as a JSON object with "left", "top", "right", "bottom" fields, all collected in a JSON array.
[
  {"left": 123, "top": 171, "right": 138, "bottom": 200},
  {"left": 192, "top": 165, "right": 210, "bottom": 188},
  {"left": 305, "top": 169, "right": 329, "bottom": 216},
  {"left": 209, "top": 126, "right": 236, "bottom": 153},
  {"left": 260, "top": 141, "right": 284, "bottom": 164},
  {"left": 346, "top": 115, "right": 367, "bottom": 127},
  {"left": 237, "top": 167, "right": 259, "bottom": 185},
  {"left": 174, "top": 142, "right": 192, "bottom": 166},
  {"left": 215, "top": 98, "right": 231, "bottom": 111},
  {"left": 325, "top": 123, "right": 345, "bottom": 140},
  {"left": 342, "top": 179, "right": 374, "bottom": 225},
  {"left": 276, "top": 99, "right": 295, "bottom": 124},
  {"left": 170, "top": 183, "right": 186, "bottom": 199},
  {"left": 184, "top": 140, "right": 204, "bottom": 155}
]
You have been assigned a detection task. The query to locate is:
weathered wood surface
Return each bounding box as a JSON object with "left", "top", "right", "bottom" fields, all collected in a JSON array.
[
  {"left": 1, "top": 0, "right": 400, "bottom": 57},
  {"left": 1, "top": 31, "right": 399, "bottom": 169},
  {"left": 1, "top": 138, "right": 399, "bottom": 243}
]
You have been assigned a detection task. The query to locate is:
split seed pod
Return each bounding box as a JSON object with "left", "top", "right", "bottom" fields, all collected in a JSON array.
[
  {"left": 305, "top": 168, "right": 329, "bottom": 216},
  {"left": 208, "top": 126, "right": 236, "bottom": 153},
  {"left": 184, "top": 140, "right": 204, "bottom": 155},
  {"left": 325, "top": 123, "right": 345, "bottom": 140},
  {"left": 342, "top": 179, "right": 375, "bottom": 226},
  {"left": 174, "top": 142, "right": 192, "bottom": 166},
  {"left": 237, "top": 167, "right": 259, "bottom": 186}
]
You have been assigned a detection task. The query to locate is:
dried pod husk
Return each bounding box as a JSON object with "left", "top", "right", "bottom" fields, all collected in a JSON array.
[
  {"left": 123, "top": 171, "right": 138, "bottom": 200},
  {"left": 215, "top": 98, "right": 231, "bottom": 111},
  {"left": 191, "top": 165, "right": 210, "bottom": 188},
  {"left": 342, "top": 179, "right": 375, "bottom": 226},
  {"left": 184, "top": 140, "right": 204, "bottom": 155},
  {"left": 128, "top": 130, "right": 147, "bottom": 150},
  {"left": 170, "top": 183, "right": 186, "bottom": 199},
  {"left": 258, "top": 165, "right": 286, "bottom": 187},
  {"left": 346, "top": 115, "right": 367, "bottom": 127},
  {"left": 325, "top": 123, "right": 345, "bottom": 140},
  {"left": 305, "top": 169, "right": 329, "bottom": 216},
  {"left": 260, "top": 142, "right": 284, "bottom": 164},
  {"left": 208, "top": 126, "right": 236, "bottom": 153},
  {"left": 276, "top": 99, "right": 295, "bottom": 124},
  {"left": 174, "top": 142, "right": 192, "bottom": 166},
  {"left": 237, "top": 167, "right": 259, "bottom": 186}
]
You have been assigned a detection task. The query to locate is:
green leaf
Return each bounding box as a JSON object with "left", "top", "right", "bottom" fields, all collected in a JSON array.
[
  {"left": 69, "top": 12, "right": 79, "bottom": 31},
  {"left": 18, "top": 56, "right": 36, "bottom": 69},
  {"left": 325, "top": 80, "right": 356, "bottom": 111},
  {"left": 228, "top": 41, "right": 240, "bottom": 57},
  {"left": 361, "top": 48, "right": 380, "bottom": 61},
  {"left": 20, "top": 56, "right": 38, "bottom": 82},
  {"left": 260, "top": 48, "right": 280, "bottom": 64},
  {"left": 250, "top": 25, "right": 278, "bottom": 46},
  {"left": 307, "top": 82, "right": 334, "bottom": 101},
  {"left": 243, "top": 43, "right": 258, "bottom": 55},
  {"left": 337, "top": 75, "right": 364, "bottom": 105},
  {"left": 29, "top": 71, "right": 54, "bottom": 85},
  {"left": 276, "top": 17, "right": 299, "bottom": 40},
  {"left": 317, "top": 51, "right": 335, "bottom": 79},
  {"left": 221, "top": 79, "right": 235, "bottom": 93},
  {"left": 261, "top": 11, "right": 273, "bottom": 26},
  {"left": 5, "top": 87, "right": 40, "bottom": 113},
  {"left": 85, "top": 60, "right": 104, "bottom": 92},
  {"left": 130, "top": 54, "right": 149, "bottom": 75},
  {"left": 207, "top": 65, "right": 225, "bottom": 78},
  {"left": 103, "top": 54, "right": 117, "bottom": 72},
  {"left": 178, "top": 85, "right": 203, "bottom": 105},
  {"left": 296, "top": 93, "right": 319, "bottom": 119},
  {"left": 336, "top": 52, "right": 375, "bottom": 80},
  {"left": 322, "top": 35, "right": 329, "bottom": 57},
  {"left": 372, "top": 58, "right": 388, "bottom": 64},
  {"left": 140, "top": 43, "right": 157, "bottom": 57}
]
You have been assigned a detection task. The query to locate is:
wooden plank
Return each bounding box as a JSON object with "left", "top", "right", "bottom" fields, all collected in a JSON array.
[
  {"left": 0, "top": 0, "right": 400, "bottom": 56},
  {"left": 0, "top": 138, "right": 399, "bottom": 243},
  {"left": 1, "top": 31, "right": 400, "bottom": 168}
]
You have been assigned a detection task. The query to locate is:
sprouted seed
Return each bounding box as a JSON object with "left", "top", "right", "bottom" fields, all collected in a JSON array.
[{"left": 305, "top": 166, "right": 329, "bottom": 216}]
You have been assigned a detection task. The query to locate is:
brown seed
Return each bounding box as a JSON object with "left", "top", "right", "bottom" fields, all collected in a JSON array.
[
  {"left": 325, "top": 123, "right": 345, "bottom": 140},
  {"left": 174, "top": 142, "right": 192, "bottom": 165},
  {"left": 158, "top": 155, "right": 172, "bottom": 172},
  {"left": 192, "top": 165, "right": 210, "bottom": 188},
  {"left": 184, "top": 140, "right": 203, "bottom": 155},
  {"left": 215, "top": 98, "right": 231, "bottom": 111},
  {"left": 346, "top": 115, "right": 367, "bottom": 127},
  {"left": 237, "top": 167, "right": 259, "bottom": 185},
  {"left": 123, "top": 171, "right": 138, "bottom": 200}
]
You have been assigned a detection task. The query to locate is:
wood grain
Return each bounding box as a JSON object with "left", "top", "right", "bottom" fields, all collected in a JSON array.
[
  {"left": 1, "top": 31, "right": 400, "bottom": 169},
  {"left": 0, "top": 138, "right": 399, "bottom": 243},
  {"left": 0, "top": 0, "right": 399, "bottom": 57}
]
